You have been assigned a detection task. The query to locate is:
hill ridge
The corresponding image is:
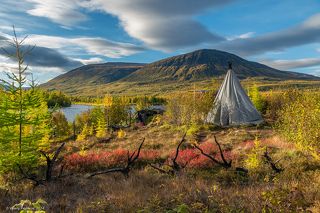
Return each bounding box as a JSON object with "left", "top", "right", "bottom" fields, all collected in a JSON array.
[{"left": 41, "top": 49, "right": 319, "bottom": 95}]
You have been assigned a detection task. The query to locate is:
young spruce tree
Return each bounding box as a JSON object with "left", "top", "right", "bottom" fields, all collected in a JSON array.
[{"left": 0, "top": 27, "right": 50, "bottom": 173}]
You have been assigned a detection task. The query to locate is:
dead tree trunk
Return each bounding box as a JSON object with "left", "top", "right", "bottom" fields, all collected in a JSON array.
[
  {"left": 17, "top": 142, "right": 68, "bottom": 186},
  {"left": 40, "top": 142, "right": 66, "bottom": 181}
]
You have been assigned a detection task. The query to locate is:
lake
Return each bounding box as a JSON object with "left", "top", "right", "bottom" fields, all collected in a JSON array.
[
  {"left": 60, "top": 104, "right": 165, "bottom": 122},
  {"left": 60, "top": 104, "right": 94, "bottom": 122}
]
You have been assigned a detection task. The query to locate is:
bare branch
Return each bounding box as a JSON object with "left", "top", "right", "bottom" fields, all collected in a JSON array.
[
  {"left": 194, "top": 144, "right": 224, "bottom": 166},
  {"left": 194, "top": 135, "right": 231, "bottom": 169},
  {"left": 51, "top": 143, "right": 66, "bottom": 163},
  {"left": 19, "top": 35, "right": 29, "bottom": 45},
  {"left": 263, "top": 147, "right": 283, "bottom": 173},
  {"left": 16, "top": 164, "right": 44, "bottom": 186},
  {"left": 88, "top": 138, "right": 145, "bottom": 178},
  {"left": 150, "top": 133, "right": 187, "bottom": 175},
  {"left": 173, "top": 132, "right": 186, "bottom": 163},
  {"left": 149, "top": 163, "right": 169, "bottom": 174},
  {"left": 213, "top": 135, "right": 232, "bottom": 166}
]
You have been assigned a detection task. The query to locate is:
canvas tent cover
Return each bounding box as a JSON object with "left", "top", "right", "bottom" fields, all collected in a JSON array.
[{"left": 206, "top": 68, "right": 263, "bottom": 126}]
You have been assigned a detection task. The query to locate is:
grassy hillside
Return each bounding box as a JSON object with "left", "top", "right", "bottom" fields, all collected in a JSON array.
[{"left": 41, "top": 62, "right": 144, "bottom": 92}]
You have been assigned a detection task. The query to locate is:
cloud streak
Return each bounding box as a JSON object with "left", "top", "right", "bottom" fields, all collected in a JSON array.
[
  {"left": 26, "top": 34, "right": 145, "bottom": 58},
  {"left": 226, "top": 32, "right": 255, "bottom": 41},
  {"left": 217, "top": 13, "right": 320, "bottom": 56},
  {"left": 0, "top": 31, "right": 145, "bottom": 72},
  {"left": 0, "top": 44, "right": 82, "bottom": 69},
  {"left": 262, "top": 58, "right": 320, "bottom": 70}
]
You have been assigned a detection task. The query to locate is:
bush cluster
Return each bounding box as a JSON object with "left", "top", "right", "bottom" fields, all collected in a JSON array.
[{"left": 277, "top": 91, "right": 320, "bottom": 157}]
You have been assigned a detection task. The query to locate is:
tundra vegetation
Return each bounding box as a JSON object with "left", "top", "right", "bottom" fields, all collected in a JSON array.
[{"left": 0, "top": 31, "right": 320, "bottom": 213}]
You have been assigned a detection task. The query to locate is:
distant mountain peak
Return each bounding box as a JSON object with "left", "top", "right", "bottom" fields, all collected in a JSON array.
[
  {"left": 123, "top": 49, "right": 318, "bottom": 82},
  {"left": 41, "top": 49, "right": 319, "bottom": 95}
]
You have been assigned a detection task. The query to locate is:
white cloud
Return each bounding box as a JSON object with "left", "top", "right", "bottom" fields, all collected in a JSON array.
[
  {"left": 0, "top": 31, "right": 144, "bottom": 83},
  {"left": 0, "top": 55, "right": 17, "bottom": 73},
  {"left": 26, "top": 34, "right": 145, "bottom": 58},
  {"left": 24, "top": 0, "right": 233, "bottom": 50},
  {"left": 217, "top": 13, "right": 320, "bottom": 56},
  {"left": 26, "top": 0, "right": 88, "bottom": 26},
  {"left": 83, "top": 0, "right": 232, "bottom": 51},
  {"left": 0, "top": 26, "right": 25, "bottom": 32},
  {"left": 0, "top": 54, "right": 67, "bottom": 84},
  {"left": 73, "top": 57, "right": 104, "bottom": 65},
  {"left": 303, "top": 13, "right": 320, "bottom": 29},
  {"left": 261, "top": 58, "right": 320, "bottom": 70},
  {"left": 226, "top": 32, "right": 255, "bottom": 41},
  {"left": 23, "top": 0, "right": 320, "bottom": 56}
]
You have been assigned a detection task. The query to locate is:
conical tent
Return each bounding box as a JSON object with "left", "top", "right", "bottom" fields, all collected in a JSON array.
[{"left": 206, "top": 66, "right": 263, "bottom": 126}]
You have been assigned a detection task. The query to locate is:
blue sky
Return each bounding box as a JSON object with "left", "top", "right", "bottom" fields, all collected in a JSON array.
[{"left": 0, "top": 0, "right": 320, "bottom": 83}]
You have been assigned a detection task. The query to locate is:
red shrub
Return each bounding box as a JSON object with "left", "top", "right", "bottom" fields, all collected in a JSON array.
[
  {"left": 64, "top": 149, "right": 161, "bottom": 172},
  {"left": 165, "top": 141, "right": 234, "bottom": 169},
  {"left": 236, "top": 140, "right": 255, "bottom": 150},
  {"left": 139, "top": 150, "right": 162, "bottom": 161},
  {"left": 188, "top": 155, "right": 214, "bottom": 168},
  {"left": 198, "top": 141, "right": 217, "bottom": 154},
  {"left": 174, "top": 149, "right": 199, "bottom": 166},
  {"left": 64, "top": 141, "right": 234, "bottom": 171}
]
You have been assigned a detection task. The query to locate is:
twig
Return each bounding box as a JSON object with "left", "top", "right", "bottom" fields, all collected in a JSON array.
[{"left": 263, "top": 147, "right": 283, "bottom": 173}]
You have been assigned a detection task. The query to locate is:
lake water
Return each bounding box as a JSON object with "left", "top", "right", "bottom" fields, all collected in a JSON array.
[
  {"left": 60, "top": 104, "right": 94, "bottom": 122},
  {"left": 60, "top": 104, "right": 165, "bottom": 122}
]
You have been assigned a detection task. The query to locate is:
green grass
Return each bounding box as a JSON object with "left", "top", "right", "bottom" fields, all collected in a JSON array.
[{"left": 44, "top": 79, "right": 320, "bottom": 97}]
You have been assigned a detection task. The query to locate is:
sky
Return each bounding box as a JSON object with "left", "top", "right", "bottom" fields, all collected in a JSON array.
[{"left": 0, "top": 0, "right": 320, "bottom": 83}]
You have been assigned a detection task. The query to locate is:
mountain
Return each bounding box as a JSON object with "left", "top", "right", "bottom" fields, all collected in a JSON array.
[
  {"left": 41, "top": 49, "right": 319, "bottom": 95},
  {"left": 122, "top": 49, "right": 316, "bottom": 82},
  {"left": 42, "top": 62, "right": 145, "bottom": 91}
]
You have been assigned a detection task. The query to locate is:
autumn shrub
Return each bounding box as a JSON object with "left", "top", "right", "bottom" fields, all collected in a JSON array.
[
  {"left": 104, "top": 95, "right": 131, "bottom": 126},
  {"left": 244, "top": 138, "right": 265, "bottom": 170},
  {"left": 65, "top": 149, "right": 162, "bottom": 172},
  {"left": 75, "top": 107, "right": 106, "bottom": 140},
  {"left": 261, "top": 185, "right": 310, "bottom": 212},
  {"left": 51, "top": 111, "right": 71, "bottom": 138},
  {"left": 248, "top": 85, "right": 266, "bottom": 113},
  {"left": 167, "top": 141, "right": 233, "bottom": 169},
  {"left": 263, "top": 89, "right": 303, "bottom": 121},
  {"left": 165, "top": 91, "right": 215, "bottom": 126},
  {"left": 95, "top": 118, "right": 107, "bottom": 138},
  {"left": 117, "top": 129, "right": 126, "bottom": 139},
  {"left": 65, "top": 140, "right": 236, "bottom": 172},
  {"left": 277, "top": 91, "right": 320, "bottom": 158}
]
